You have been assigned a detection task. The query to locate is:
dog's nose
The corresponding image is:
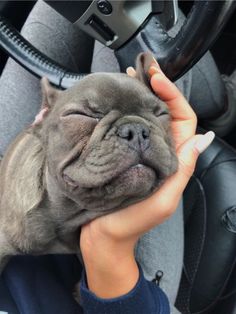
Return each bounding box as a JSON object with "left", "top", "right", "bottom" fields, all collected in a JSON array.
[{"left": 116, "top": 123, "right": 150, "bottom": 151}]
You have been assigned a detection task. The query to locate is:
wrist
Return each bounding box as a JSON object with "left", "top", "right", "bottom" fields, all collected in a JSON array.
[
  {"left": 83, "top": 251, "right": 139, "bottom": 299},
  {"left": 81, "top": 226, "right": 139, "bottom": 298},
  {"left": 80, "top": 222, "right": 137, "bottom": 267}
]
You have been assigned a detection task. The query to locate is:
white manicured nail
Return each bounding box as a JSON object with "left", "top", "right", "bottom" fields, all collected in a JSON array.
[
  {"left": 195, "top": 131, "right": 215, "bottom": 153},
  {"left": 126, "top": 67, "right": 136, "bottom": 77}
]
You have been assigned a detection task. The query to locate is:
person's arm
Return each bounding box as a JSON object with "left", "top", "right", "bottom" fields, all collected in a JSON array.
[
  {"left": 79, "top": 260, "right": 169, "bottom": 314},
  {"left": 79, "top": 60, "right": 215, "bottom": 313}
]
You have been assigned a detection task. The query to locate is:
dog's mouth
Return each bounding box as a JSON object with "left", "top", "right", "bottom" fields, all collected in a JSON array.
[
  {"left": 61, "top": 162, "right": 159, "bottom": 211},
  {"left": 62, "top": 163, "right": 156, "bottom": 190}
]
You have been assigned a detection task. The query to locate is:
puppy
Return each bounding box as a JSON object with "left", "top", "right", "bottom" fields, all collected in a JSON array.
[{"left": 0, "top": 52, "right": 177, "bottom": 272}]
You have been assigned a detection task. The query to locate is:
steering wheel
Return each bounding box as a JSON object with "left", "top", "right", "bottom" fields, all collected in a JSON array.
[{"left": 0, "top": 0, "right": 235, "bottom": 89}]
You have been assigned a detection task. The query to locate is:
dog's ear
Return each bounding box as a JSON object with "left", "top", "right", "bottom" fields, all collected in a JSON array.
[
  {"left": 135, "top": 51, "right": 154, "bottom": 90},
  {"left": 41, "top": 77, "right": 61, "bottom": 109},
  {"left": 32, "top": 78, "right": 61, "bottom": 126}
]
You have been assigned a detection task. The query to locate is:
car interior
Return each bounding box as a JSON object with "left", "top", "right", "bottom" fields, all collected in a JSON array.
[{"left": 0, "top": 1, "right": 236, "bottom": 313}]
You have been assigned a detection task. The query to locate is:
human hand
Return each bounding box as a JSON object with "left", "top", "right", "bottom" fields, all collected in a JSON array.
[{"left": 80, "top": 59, "right": 215, "bottom": 298}]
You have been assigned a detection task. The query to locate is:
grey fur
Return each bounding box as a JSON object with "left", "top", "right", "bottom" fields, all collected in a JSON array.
[{"left": 0, "top": 53, "right": 177, "bottom": 275}]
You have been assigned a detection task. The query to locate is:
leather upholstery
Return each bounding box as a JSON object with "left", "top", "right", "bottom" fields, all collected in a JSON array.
[{"left": 176, "top": 136, "right": 236, "bottom": 313}]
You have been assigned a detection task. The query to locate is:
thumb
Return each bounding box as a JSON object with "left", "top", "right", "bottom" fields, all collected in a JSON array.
[
  {"left": 146, "top": 131, "right": 216, "bottom": 223},
  {"left": 177, "top": 131, "right": 215, "bottom": 179}
]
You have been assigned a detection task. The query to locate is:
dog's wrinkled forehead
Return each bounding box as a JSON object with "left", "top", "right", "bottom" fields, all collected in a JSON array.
[
  {"left": 55, "top": 73, "right": 163, "bottom": 115},
  {"left": 40, "top": 52, "right": 167, "bottom": 117}
]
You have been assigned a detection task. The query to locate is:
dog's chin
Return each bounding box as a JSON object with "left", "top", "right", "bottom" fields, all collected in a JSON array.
[
  {"left": 63, "top": 163, "right": 155, "bottom": 190},
  {"left": 62, "top": 164, "right": 158, "bottom": 211}
]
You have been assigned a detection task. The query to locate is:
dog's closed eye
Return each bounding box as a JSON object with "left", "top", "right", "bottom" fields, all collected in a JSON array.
[
  {"left": 62, "top": 110, "right": 101, "bottom": 122},
  {"left": 62, "top": 110, "right": 91, "bottom": 117},
  {"left": 61, "top": 108, "right": 103, "bottom": 121},
  {"left": 61, "top": 110, "right": 102, "bottom": 127}
]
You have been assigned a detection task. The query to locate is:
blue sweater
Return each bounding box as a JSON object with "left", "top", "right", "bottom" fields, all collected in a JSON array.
[{"left": 0, "top": 255, "right": 170, "bottom": 314}]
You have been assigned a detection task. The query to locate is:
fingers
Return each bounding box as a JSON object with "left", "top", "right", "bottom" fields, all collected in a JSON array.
[
  {"left": 151, "top": 132, "right": 215, "bottom": 220},
  {"left": 148, "top": 131, "right": 214, "bottom": 226},
  {"left": 175, "top": 131, "right": 215, "bottom": 182},
  {"left": 31, "top": 108, "right": 49, "bottom": 126},
  {"left": 126, "top": 60, "right": 196, "bottom": 123},
  {"left": 149, "top": 67, "right": 196, "bottom": 122}
]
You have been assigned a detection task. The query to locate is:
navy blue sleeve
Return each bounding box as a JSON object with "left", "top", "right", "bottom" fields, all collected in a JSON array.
[{"left": 80, "top": 264, "right": 170, "bottom": 314}]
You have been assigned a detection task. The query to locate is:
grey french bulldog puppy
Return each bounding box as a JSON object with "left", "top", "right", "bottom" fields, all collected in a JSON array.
[{"left": 0, "top": 52, "right": 178, "bottom": 273}]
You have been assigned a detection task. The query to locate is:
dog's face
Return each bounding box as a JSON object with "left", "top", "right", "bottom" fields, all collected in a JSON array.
[{"left": 37, "top": 53, "right": 178, "bottom": 213}]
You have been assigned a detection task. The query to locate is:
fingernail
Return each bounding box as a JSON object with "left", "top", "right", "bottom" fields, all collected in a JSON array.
[
  {"left": 195, "top": 131, "right": 215, "bottom": 154},
  {"left": 148, "top": 65, "right": 162, "bottom": 77},
  {"left": 126, "top": 66, "right": 136, "bottom": 77}
]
